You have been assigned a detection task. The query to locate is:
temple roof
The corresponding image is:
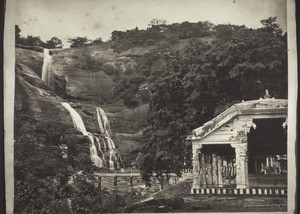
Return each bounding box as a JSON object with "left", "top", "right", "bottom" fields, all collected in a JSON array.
[{"left": 187, "top": 97, "right": 287, "bottom": 141}]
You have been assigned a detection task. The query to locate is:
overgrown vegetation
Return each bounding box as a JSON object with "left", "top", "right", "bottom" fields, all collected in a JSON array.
[
  {"left": 14, "top": 112, "right": 110, "bottom": 213},
  {"left": 110, "top": 19, "right": 214, "bottom": 53},
  {"left": 138, "top": 17, "right": 287, "bottom": 184},
  {"left": 14, "top": 16, "right": 287, "bottom": 211},
  {"left": 15, "top": 25, "right": 104, "bottom": 49},
  {"left": 16, "top": 25, "right": 64, "bottom": 49}
]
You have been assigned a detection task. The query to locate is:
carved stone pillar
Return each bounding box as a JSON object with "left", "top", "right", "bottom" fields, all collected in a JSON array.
[
  {"left": 229, "top": 118, "right": 252, "bottom": 189},
  {"left": 231, "top": 143, "right": 249, "bottom": 189},
  {"left": 192, "top": 144, "right": 202, "bottom": 189},
  {"left": 206, "top": 154, "right": 213, "bottom": 187},
  {"left": 198, "top": 152, "right": 204, "bottom": 187},
  {"left": 212, "top": 153, "right": 218, "bottom": 186},
  {"left": 217, "top": 155, "right": 223, "bottom": 187},
  {"left": 223, "top": 159, "right": 229, "bottom": 185},
  {"left": 200, "top": 152, "right": 207, "bottom": 188}
]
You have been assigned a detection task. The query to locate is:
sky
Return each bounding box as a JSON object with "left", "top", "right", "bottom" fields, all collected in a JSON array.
[{"left": 16, "top": 0, "right": 287, "bottom": 47}]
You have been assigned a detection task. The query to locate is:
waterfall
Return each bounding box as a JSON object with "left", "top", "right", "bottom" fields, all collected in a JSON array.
[
  {"left": 95, "top": 138, "right": 105, "bottom": 160},
  {"left": 61, "top": 103, "right": 124, "bottom": 170},
  {"left": 42, "top": 48, "right": 123, "bottom": 170},
  {"left": 61, "top": 102, "right": 104, "bottom": 168},
  {"left": 61, "top": 102, "right": 87, "bottom": 133},
  {"left": 41, "top": 49, "right": 52, "bottom": 85},
  {"left": 96, "top": 107, "right": 124, "bottom": 170},
  {"left": 96, "top": 107, "right": 109, "bottom": 134}
]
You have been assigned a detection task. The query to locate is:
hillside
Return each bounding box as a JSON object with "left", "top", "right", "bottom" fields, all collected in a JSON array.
[
  {"left": 14, "top": 18, "right": 288, "bottom": 213},
  {"left": 48, "top": 37, "right": 203, "bottom": 102},
  {"left": 15, "top": 16, "right": 288, "bottom": 171},
  {"left": 15, "top": 45, "right": 152, "bottom": 167}
]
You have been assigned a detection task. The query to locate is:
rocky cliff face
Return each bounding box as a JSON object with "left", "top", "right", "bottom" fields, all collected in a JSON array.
[
  {"left": 15, "top": 47, "right": 147, "bottom": 167},
  {"left": 15, "top": 54, "right": 71, "bottom": 131},
  {"left": 49, "top": 45, "right": 142, "bottom": 102}
]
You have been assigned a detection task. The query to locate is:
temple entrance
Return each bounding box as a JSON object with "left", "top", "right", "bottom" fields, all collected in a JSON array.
[
  {"left": 199, "top": 145, "right": 236, "bottom": 187},
  {"left": 189, "top": 97, "right": 287, "bottom": 194},
  {"left": 247, "top": 118, "right": 287, "bottom": 187}
]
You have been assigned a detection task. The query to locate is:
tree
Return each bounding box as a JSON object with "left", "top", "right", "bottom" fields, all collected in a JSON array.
[
  {"left": 15, "top": 25, "right": 21, "bottom": 43},
  {"left": 13, "top": 112, "right": 110, "bottom": 213},
  {"left": 113, "top": 72, "right": 145, "bottom": 108},
  {"left": 67, "top": 36, "right": 91, "bottom": 48},
  {"left": 139, "top": 41, "right": 216, "bottom": 185},
  {"left": 211, "top": 19, "right": 287, "bottom": 100},
  {"left": 45, "top": 37, "right": 63, "bottom": 49},
  {"left": 89, "top": 37, "right": 103, "bottom": 46},
  {"left": 139, "top": 17, "right": 287, "bottom": 186},
  {"left": 23, "top": 35, "right": 45, "bottom": 46},
  {"left": 139, "top": 63, "right": 196, "bottom": 186},
  {"left": 148, "top": 18, "right": 167, "bottom": 27},
  {"left": 260, "top": 17, "right": 283, "bottom": 36},
  {"left": 110, "top": 30, "right": 125, "bottom": 41}
]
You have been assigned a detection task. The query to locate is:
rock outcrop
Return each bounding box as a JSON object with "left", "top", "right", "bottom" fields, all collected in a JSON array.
[{"left": 15, "top": 47, "right": 147, "bottom": 168}]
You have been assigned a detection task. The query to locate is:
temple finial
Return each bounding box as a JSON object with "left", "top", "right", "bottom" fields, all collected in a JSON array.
[{"left": 264, "top": 89, "right": 271, "bottom": 99}]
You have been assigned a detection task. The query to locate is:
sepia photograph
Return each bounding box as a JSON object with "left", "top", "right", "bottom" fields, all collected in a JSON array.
[{"left": 3, "top": 0, "right": 298, "bottom": 213}]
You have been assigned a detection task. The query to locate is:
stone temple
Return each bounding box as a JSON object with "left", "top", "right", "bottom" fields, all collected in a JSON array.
[{"left": 187, "top": 92, "right": 287, "bottom": 195}]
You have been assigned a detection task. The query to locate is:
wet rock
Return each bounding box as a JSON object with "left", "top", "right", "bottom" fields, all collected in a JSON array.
[{"left": 69, "top": 102, "right": 82, "bottom": 109}]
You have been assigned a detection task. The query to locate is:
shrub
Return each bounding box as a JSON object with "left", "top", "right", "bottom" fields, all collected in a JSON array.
[
  {"left": 75, "top": 51, "right": 104, "bottom": 72},
  {"left": 102, "top": 63, "right": 118, "bottom": 76}
]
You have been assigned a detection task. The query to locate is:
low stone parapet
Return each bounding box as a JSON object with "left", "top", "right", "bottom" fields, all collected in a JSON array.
[{"left": 191, "top": 188, "right": 287, "bottom": 195}]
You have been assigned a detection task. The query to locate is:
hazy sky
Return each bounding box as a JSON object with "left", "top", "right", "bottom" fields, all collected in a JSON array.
[{"left": 16, "top": 0, "right": 287, "bottom": 47}]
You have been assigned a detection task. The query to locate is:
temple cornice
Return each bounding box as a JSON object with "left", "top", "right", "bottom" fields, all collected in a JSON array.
[{"left": 187, "top": 98, "right": 287, "bottom": 141}]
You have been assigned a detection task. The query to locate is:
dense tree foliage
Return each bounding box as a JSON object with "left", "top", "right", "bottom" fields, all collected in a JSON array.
[
  {"left": 15, "top": 25, "right": 22, "bottom": 43},
  {"left": 110, "top": 20, "right": 214, "bottom": 53},
  {"left": 148, "top": 18, "right": 167, "bottom": 27},
  {"left": 67, "top": 36, "right": 105, "bottom": 48},
  {"left": 138, "top": 17, "right": 287, "bottom": 184},
  {"left": 89, "top": 37, "right": 104, "bottom": 46},
  {"left": 15, "top": 25, "right": 63, "bottom": 49},
  {"left": 14, "top": 16, "right": 287, "bottom": 210},
  {"left": 14, "top": 112, "right": 108, "bottom": 213},
  {"left": 74, "top": 49, "right": 105, "bottom": 72},
  {"left": 44, "top": 37, "right": 63, "bottom": 49},
  {"left": 67, "top": 36, "right": 92, "bottom": 48}
]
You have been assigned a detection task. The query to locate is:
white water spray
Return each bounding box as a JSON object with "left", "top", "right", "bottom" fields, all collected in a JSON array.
[
  {"left": 41, "top": 49, "right": 123, "bottom": 170},
  {"left": 96, "top": 107, "right": 109, "bottom": 134},
  {"left": 61, "top": 102, "right": 104, "bottom": 168},
  {"left": 42, "top": 49, "right": 52, "bottom": 85},
  {"left": 96, "top": 107, "right": 124, "bottom": 170},
  {"left": 95, "top": 138, "right": 105, "bottom": 159}
]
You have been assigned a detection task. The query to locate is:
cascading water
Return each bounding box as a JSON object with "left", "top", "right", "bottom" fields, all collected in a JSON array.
[
  {"left": 95, "top": 138, "right": 105, "bottom": 162},
  {"left": 96, "top": 107, "right": 124, "bottom": 170},
  {"left": 61, "top": 102, "right": 104, "bottom": 168},
  {"left": 96, "top": 107, "right": 109, "bottom": 133},
  {"left": 41, "top": 48, "right": 123, "bottom": 170},
  {"left": 61, "top": 103, "right": 123, "bottom": 170},
  {"left": 41, "top": 49, "right": 52, "bottom": 85}
]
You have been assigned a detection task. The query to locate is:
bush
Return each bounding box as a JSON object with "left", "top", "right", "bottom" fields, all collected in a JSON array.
[
  {"left": 102, "top": 63, "right": 118, "bottom": 76},
  {"left": 75, "top": 51, "right": 104, "bottom": 72}
]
